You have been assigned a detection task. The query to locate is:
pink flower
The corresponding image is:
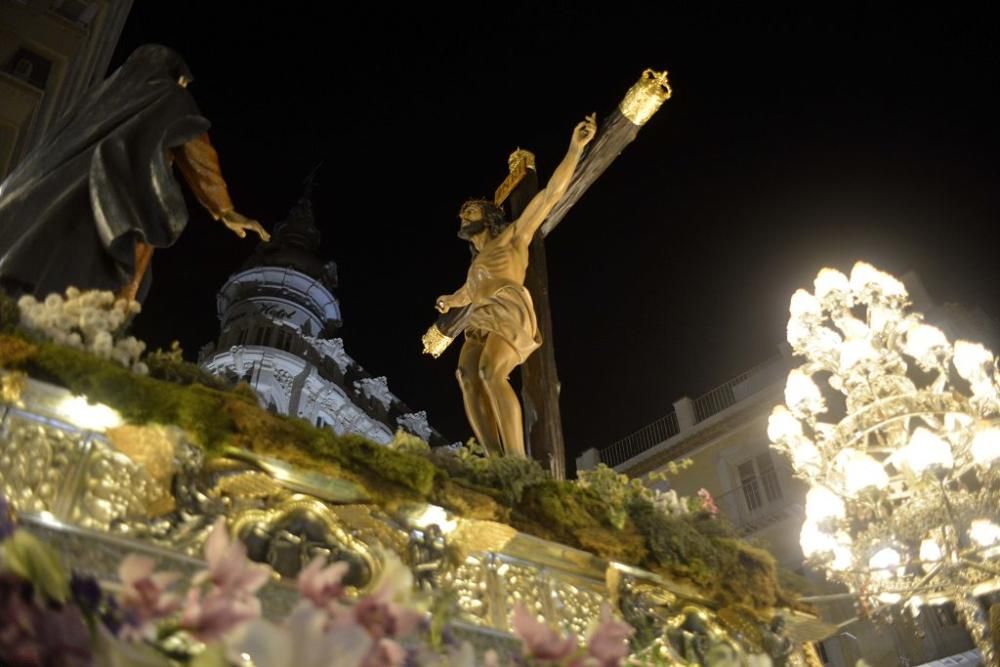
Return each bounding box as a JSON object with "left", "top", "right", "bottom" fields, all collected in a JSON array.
[
  {"left": 196, "top": 517, "right": 271, "bottom": 596},
  {"left": 360, "top": 638, "right": 407, "bottom": 667},
  {"left": 180, "top": 586, "right": 261, "bottom": 642},
  {"left": 329, "top": 552, "right": 421, "bottom": 642},
  {"left": 117, "top": 554, "right": 181, "bottom": 639},
  {"left": 697, "top": 488, "right": 719, "bottom": 515},
  {"left": 179, "top": 518, "right": 272, "bottom": 641},
  {"left": 583, "top": 606, "right": 633, "bottom": 667},
  {"left": 298, "top": 556, "right": 349, "bottom": 610},
  {"left": 511, "top": 603, "right": 577, "bottom": 662}
]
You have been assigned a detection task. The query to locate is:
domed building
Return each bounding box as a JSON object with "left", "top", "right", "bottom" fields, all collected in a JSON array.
[{"left": 199, "top": 187, "right": 444, "bottom": 446}]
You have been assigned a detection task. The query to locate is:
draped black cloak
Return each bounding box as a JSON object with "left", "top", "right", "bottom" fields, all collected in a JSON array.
[{"left": 0, "top": 44, "right": 211, "bottom": 300}]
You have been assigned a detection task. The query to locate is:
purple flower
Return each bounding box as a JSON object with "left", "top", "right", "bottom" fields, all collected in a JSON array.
[
  {"left": 0, "top": 573, "right": 92, "bottom": 667},
  {"left": 582, "top": 606, "right": 633, "bottom": 667},
  {"left": 297, "top": 556, "right": 348, "bottom": 610},
  {"left": 511, "top": 603, "right": 577, "bottom": 662},
  {"left": 117, "top": 554, "right": 181, "bottom": 638}
]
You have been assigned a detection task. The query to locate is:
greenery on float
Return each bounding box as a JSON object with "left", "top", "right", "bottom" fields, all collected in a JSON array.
[{"left": 0, "top": 289, "right": 794, "bottom": 610}]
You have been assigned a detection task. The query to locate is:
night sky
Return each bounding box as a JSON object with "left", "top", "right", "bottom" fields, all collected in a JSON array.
[{"left": 114, "top": 5, "right": 1000, "bottom": 473}]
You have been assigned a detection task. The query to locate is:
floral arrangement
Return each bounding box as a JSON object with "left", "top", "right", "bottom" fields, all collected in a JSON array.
[
  {"left": 0, "top": 495, "right": 633, "bottom": 667},
  {"left": 16, "top": 288, "right": 148, "bottom": 374}
]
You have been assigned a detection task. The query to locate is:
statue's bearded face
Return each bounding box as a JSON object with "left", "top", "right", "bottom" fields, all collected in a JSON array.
[{"left": 457, "top": 203, "right": 487, "bottom": 240}]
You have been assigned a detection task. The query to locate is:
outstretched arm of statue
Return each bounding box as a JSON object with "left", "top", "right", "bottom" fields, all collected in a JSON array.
[
  {"left": 435, "top": 285, "right": 471, "bottom": 313},
  {"left": 173, "top": 134, "right": 270, "bottom": 242},
  {"left": 513, "top": 113, "right": 597, "bottom": 245}
]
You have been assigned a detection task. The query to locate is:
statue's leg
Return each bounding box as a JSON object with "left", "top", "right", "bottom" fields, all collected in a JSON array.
[
  {"left": 456, "top": 337, "right": 502, "bottom": 455},
  {"left": 478, "top": 334, "right": 525, "bottom": 458}
]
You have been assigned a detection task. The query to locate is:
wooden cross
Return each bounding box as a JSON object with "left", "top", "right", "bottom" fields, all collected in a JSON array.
[{"left": 424, "top": 70, "right": 672, "bottom": 478}]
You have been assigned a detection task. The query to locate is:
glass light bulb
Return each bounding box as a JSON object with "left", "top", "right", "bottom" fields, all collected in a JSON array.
[
  {"left": 878, "top": 592, "right": 902, "bottom": 605},
  {"left": 789, "top": 437, "right": 822, "bottom": 474},
  {"left": 787, "top": 318, "right": 810, "bottom": 347},
  {"left": 834, "top": 449, "right": 889, "bottom": 496},
  {"left": 869, "top": 547, "right": 902, "bottom": 581},
  {"left": 919, "top": 538, "right": 942, "bottom": 563},
  {"left": 898, "top": 427, "right": 954, "bottom": 475},
  {"left": 969, "top": 520, "right": 1000, "bottom": 547},
  {"left": 767, "top": 406, "right": 803, "bottom": 443},
  {"left": 872, "top": 270, "right": 908, "bottom": 299},
  {"left": 849, "top": 262, "right": 882, "bottom": 293},
  {"left": 953, "top": 340, "right": 994, "bottom": 383},
  {"left": 56, "top": 395, "right": 123, "bottom": 431},
  {"left": 805, "top": 485, "right": 845, "bottom": 522},
  {"left": 785, "top": 370, "right": 825, "bottom": 416},
  {"left": 839, "top": 339, "right": 877, "bottom": 373},
  {"left": 830, "top": 545, "right": 853, "bottom": 572},
  {"left": 903, "top": 324, "right": 949, "bottom": 364},
  {"left": 790, "top": 289, "right": 822, "bottom": 320},
  {"left": 971, "top": 427, "right": 1000, "bottom": 466},
  {"left": 814, "top": 268, "right": 850, "bottom": 301},
  {"left": 800, "top": 520, "right": 837, "bottom": 558}
]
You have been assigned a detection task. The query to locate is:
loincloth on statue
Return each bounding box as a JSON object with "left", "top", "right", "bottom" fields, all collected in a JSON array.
[{"left": 464, "top": 284, "right": 542, "bottom": 363}]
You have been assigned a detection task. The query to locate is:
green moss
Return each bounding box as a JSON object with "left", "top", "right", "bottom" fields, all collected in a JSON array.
[
  {"left": 0, "top": 326, "right": 795, "bottom": 611},
  {"left": 144, "top": 342, "right": 239, "bottom": 393}
]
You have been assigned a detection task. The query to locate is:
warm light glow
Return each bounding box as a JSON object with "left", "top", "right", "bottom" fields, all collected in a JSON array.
[
  {"left": 785, "top": 369, "right": 825, "bottom": 416},
  {"left": 969, "top": 520, "right": 1000, "bottom": 548},
  {"left": 838, "top": 339, "right": 877, "bottom": 373},
  {"left": 833, "top": 449, "right": 889, "bottom": 496},
  {"left": 868, "top": 547, "right": 902, "bottom": 581},
  {"left": 805, "top": 485, "right": 845, "bottom": 522},
  {"left": 919, "top": 538, "right": 942, "bottom": 563},
  {"left": 971, "top": 427, "right": 1000, "bottom": 466},
  {"left": 55, "top": 395, "right": 123, "bottom": 431},
  {"left": 814, "top": 268, "right": 851, "bottom": 301},
  {"left": 800, "top": 520, "right": 837, "bottom": 558},
  {"left": 849, "top": 262, "right": 907, "bottom": 298},
  {"left": 903, "top": 324, "right": 948, "bottom": 365},
  {"left": 410, "top": 505, "right": 457, "bottom": 534},
  {"left": 897, "top": 427, "right": 954, "bottom": 475},
  {"left": 830, "top": 545, "right": 853, "bottom": 572},
  {"left": 953, "top": 340, "right": 994, "bottom": 383},
  {"left": 789, "top": 437, "right": 822, "bottom": 473},
  {"left": 790, "top": 289, "right": 822, "bottom": 320},
  {"left": 878, "top": 592, "right": 902, "bottom": 604},
  {"left": 767, "top": 406, "right": 802, "bottom": 443}
]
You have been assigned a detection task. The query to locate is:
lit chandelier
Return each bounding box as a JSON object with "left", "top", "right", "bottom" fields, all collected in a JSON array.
[{"left": 767, "top": 261, "right": 1000, "bottom": 661}]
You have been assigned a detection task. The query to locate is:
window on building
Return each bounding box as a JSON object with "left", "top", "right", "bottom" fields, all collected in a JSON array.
[
  {"left": 253, "top": 327, "right": 271, "bottom": 346},
  {"left": 275, "top": 329, "right": 293, "bottom": 351},
  {"left": 738, "top": 451, "right": 783, "bottom": 512},
  {"left": 236, "top": 328, "right": 249, "bottom": 346},
  {"left": 4, "top": 48, "right": 53, "bottom": 90}
]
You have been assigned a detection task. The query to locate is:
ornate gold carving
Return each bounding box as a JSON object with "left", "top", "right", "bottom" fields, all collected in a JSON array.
[
  {"left": 1, "top": 370, "right": 27, "bottom": 404},
  {"left": 421, "top": 324, "right": 454, "bottom": 359},
  {"left": 619, "top": 69, "right": 672, "bottom": 126},
  {"left": 0, "top": 414, "right": 80, "bottom": 514},
  {"left": 494, "top": 149, "right": 536, "bottom": 206},
  {"left": 450, "top": 519, "right": 517, "bottom": 560},
  {"left": 230, "top": 495, "right": 381, "bottom": 590},
  {"left": 222, "top": 447, "right": 369, "bottom": 504}
]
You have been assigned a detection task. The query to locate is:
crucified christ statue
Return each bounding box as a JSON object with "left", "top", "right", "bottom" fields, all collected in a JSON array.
[{"left": 434, "top": 114, "right": 597, "bottom": 457}]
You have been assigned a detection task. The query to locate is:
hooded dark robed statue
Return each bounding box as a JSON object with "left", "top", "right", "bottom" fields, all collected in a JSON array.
[{"left": 0, "top": 44, "right": 268, "bottom": 302}]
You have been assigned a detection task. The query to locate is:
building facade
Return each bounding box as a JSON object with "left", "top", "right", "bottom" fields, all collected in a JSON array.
[
  {"left": 577, "top": 273, "right": 997, "bottom": 666},
  {"left": 0, "top": 0, "right": 133, "bottom": 179},
  {"left": 200, "top": 192, "right": 445, "bottom": 447}
]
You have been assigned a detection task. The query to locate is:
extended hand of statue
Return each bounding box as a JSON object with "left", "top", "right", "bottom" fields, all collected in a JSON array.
[
  {"left": 221, "top": 210, "right": 270, "bottom": 242},
  {"left": 571, "top": 113, "right": 598, "bottom": 152},
  {"left": 435, "top": 295, "right": 453, "bottom": 313}
]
